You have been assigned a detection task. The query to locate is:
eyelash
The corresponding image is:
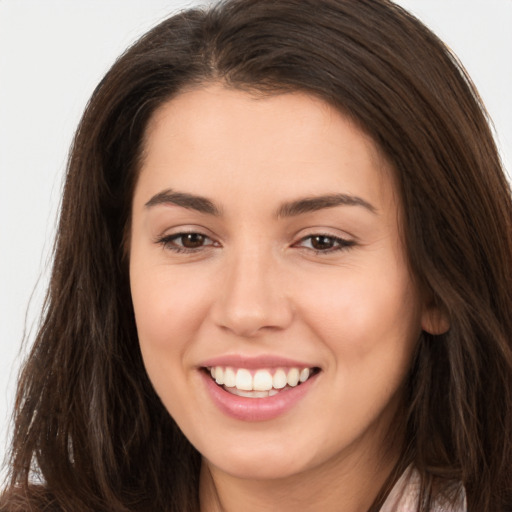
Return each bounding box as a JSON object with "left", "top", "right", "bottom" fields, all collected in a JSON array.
[
  {"left": 156, "top": 232, "right": 217, "bottom": 253},
  {"left": 155, "top": 232, "right": 355, "bottom": 254},
  {"left": 294, "top": 234, "right": 356, "bottom": 253}
]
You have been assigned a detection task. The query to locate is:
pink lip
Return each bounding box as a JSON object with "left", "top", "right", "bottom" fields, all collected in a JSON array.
[
  {"left": 200, "top": 369, "right": 319, "bottom": 422},
  {"left": 200, "top": 354, "right": 317, "bottom": 369}
]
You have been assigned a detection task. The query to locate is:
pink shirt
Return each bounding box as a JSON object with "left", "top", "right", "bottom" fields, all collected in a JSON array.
[{"left": 380, "top": 466, "right": 467, "bottom": 512}]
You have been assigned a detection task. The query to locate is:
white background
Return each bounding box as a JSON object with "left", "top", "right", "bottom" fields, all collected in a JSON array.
[{"left": 1, "top": 0, "right": 511, "bottom": 470}]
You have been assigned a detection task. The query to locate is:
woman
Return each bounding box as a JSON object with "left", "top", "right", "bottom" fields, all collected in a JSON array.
[{"left": 2, "top": 0, "right": 511, "bottom": 510}]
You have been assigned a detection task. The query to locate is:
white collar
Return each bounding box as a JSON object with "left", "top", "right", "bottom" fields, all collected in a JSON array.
[{"left": 380, "top": 465, "right": 466, "bottom": 512}]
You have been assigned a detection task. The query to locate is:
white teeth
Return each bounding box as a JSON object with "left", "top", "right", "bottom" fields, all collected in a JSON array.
[
  {"left": 253, "top": 370, "right": 273, "bottom": 391},
  {"left": 235, "top": 368, "right": 253, "bottom": 391},
  {"left": 273, "top": 369, "right": 287, "bottom": 389},
  {"left": 227, "top": 388, "right": 271, "bottom": 398},
  {"left": 214, "top": 367, "right": 224, "bottom": 385},
  {"left": 287, "top": 368, "right": 300, "bottom": 387},
  {"left": 224, "top": 367, "right": 236, "bottom": 388},
  {"left": 208, "top": 365, "right": 315, "bottom": 392},
  {"left": 299, "top": 368, "right": 310, "bottom": 383}
]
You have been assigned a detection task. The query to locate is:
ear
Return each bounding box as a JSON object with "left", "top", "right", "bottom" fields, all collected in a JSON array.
[{"left": 421, "top": 302, "right": 450, "bottom": 335}]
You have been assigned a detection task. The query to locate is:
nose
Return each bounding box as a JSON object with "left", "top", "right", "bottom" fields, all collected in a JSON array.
[{"left": 211, "top": 247, "right": 294, "bottom": 338}]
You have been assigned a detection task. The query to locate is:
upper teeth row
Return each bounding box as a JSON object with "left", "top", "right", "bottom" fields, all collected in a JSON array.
[{"left": 209, "top": 366, "right": 311, "bottom": 391}]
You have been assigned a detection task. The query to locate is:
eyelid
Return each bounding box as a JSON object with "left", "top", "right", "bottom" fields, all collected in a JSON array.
[
  {"left": 154, "top": 223, "right": 219, "bottom": 242},
  {"left": 293, "top": 231, "right": 356, "bottom": 253},
  {"left": 170, "top": 232, "right": 215, "bottom": 245},
  {"left": 154, "top": 228, "right": 220, "bottom": 253}
]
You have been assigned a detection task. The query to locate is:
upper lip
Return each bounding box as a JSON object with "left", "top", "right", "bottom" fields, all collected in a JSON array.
[{"left": 200, "top": 354, "right": 319, "bottom": 369}]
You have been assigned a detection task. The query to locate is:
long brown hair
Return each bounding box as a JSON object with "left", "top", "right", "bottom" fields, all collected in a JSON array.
[{"left": 2, "top": 1, "right": 512, "bottom": 510}]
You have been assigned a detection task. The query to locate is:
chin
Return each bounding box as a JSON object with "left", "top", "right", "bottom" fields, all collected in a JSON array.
[
  {"left": 201, "top": 434, "right": 320, "bottom": 481},
  {"left": 212, "top": 456, "right": 305, "bottom": 481}
]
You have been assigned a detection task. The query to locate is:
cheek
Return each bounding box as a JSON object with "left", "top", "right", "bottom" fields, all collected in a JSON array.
[
  {"left": 294, "top": 262, "right": 422, "bottom": 364},
  {"left": 129, "top": 255, "right": 215, "bottom": 402},
  {"left": 131, "top": 262, "right": 209, "bottom": 342},
  {"left": 296, "top": 267, "right": 421, "bottom": 430},
  {"left": 129, "top": 263, "right": 215, "bottom": 424}
]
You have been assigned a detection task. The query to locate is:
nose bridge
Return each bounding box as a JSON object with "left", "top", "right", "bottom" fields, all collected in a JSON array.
[{"left": 213, "top": 241, "right": 292, "bottom": 336}]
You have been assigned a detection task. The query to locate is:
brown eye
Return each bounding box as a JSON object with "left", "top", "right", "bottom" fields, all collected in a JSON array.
[
  {"left": 179, "top": 233, "right": 207, "bottom": 248},
  {"left": 157, "top": 231, "right": 217, "bottom": 253},
  {"left": 310, "top": 235, "right": 336, "bottom": 250},
  {"left": 297, "top": 234, "right": 355, "bottom": 253}
]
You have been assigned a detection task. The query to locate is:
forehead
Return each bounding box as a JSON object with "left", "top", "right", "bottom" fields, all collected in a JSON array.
[{"left": 137, "top": 84, "right": 397, "bottom": 216}]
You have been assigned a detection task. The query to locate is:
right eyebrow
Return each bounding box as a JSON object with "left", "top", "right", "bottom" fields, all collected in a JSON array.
[{"left": 144, "top": 189, "right": 222, "bottom": 216}]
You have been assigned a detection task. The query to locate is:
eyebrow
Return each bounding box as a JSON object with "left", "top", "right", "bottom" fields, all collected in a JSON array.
[
  {"left": 144, "top": 189, "right": 377, "bottom": 217},
  {"left": 276, "top": 194, "right": 377, "bottom": 217},
  {"left": 145, "top": 189, "right": 222, "bottom": 216}
]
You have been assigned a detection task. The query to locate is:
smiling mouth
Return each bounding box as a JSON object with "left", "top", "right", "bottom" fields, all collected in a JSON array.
[{"left": 204, "top": 366, "right": 321, "bottom": 398}]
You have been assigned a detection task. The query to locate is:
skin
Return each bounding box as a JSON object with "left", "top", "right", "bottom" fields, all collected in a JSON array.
[{"left": 129, "top": 84, "right": 443, "bottom": 511}]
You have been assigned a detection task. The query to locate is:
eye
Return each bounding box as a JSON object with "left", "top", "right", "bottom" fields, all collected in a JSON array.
[
  {"left": 296, "top": 234, "right": 355, "bottom": 253},
  {"left": 156, "top": 232, "right": 217, "bottom": 253},
  {"left": 175, "top": 233, "right": 209, "bottom": 249}
]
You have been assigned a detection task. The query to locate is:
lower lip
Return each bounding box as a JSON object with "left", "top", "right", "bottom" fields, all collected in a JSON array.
[{"left": 200, "top": 370, "right": 318, "bottom": 422}]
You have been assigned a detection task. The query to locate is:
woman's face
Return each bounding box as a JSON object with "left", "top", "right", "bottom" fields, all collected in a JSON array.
[{"left": 130, "top": 85, "right": 433, "bottom": 481}]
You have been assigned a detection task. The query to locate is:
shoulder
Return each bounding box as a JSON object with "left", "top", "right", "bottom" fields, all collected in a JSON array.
[{"left": 380, "top": 466, "right": 466, "bottom": 512}]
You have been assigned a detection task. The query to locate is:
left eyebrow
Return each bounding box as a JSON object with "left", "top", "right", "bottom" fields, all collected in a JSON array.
[
  {"left": 276, "top": 193, "right": 377, "bottom": 217},
  {"left": 144, "top": 189, "right": 222, "bottom": 216}
]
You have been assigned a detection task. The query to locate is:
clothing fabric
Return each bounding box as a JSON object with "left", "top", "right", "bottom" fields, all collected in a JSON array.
[{"left": 380, "top": 466, "right": 467, "bottom": 512}]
